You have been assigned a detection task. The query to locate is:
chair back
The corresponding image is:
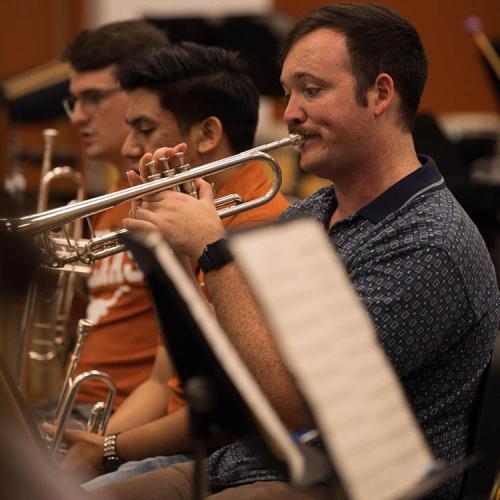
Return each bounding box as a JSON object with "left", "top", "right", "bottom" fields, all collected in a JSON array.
[{"left": 461, "top": 331, "right": 500, "bottom": 500}]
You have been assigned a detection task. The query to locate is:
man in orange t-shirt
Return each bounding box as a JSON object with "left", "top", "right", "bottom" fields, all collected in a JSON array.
[
  {"left": 74, "top": 185, "right": 162, "bottom": 410},
  {"left": 34, "top": 21, "right": 168, "bottom": 424},
  {"left": 44, "top": 43, "right": 291, "bottom": 485}
]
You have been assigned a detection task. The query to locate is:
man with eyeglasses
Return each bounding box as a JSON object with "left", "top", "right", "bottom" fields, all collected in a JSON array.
[
  {"left": 62, "top": 86, "right": 123, "bottom": 162},
  {"left": 35, "top": 20, "right": 169, "bottom": 428}
]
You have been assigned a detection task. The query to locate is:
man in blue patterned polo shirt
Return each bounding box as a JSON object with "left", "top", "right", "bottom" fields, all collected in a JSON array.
[{"left": 99, "top": 4, "right": 500, "bottom": 500}]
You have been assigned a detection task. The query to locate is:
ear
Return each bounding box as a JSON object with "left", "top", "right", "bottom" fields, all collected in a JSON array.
[
  {"left": 191, "top": 116, "right": 223, "bottom": 155},
  {"left": 371, "top": 73, "right": 394, "bottom": 118}
]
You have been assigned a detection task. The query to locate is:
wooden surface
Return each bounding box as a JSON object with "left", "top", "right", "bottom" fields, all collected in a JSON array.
[{"left": 274, "top": 0, "right": 500, "bottom": 114}]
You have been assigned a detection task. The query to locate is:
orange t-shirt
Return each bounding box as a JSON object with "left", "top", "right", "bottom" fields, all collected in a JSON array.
[
  {"left": 166, "top": 160, "right": 289, "bottom": 414},
  {"left": 74, "top": 179, "right": 161, "bottom": 409}
]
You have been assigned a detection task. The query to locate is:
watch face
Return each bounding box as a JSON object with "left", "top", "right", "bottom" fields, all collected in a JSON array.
[{"left": 198, "top": 238, "right": 232, "bottom": 273}]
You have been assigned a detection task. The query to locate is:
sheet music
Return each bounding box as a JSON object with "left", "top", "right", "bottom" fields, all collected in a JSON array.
[{"left": 229, "top": 218, "right": 437, "bottom": 500}]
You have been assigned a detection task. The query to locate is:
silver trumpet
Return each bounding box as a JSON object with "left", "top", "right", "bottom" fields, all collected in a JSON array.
[
  {"left": 15, "top": 129, "right": 88, "bottom": 390},
  {"left": 1, "top": 134, "right": 302, "bottom": 268},
  {"left": 49, "top": 319, "right": 116, "bottom": 457}
]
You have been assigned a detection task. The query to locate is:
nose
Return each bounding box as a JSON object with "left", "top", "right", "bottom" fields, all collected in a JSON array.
[
  {"left": 70, "top": 100, "right": 89, "bottom": 126},
  {"left": 121, "top": 132, "right": 143, "bottom": 166},
  {"left": 283, "top": 94, "right": 306, "bottom": 127}
]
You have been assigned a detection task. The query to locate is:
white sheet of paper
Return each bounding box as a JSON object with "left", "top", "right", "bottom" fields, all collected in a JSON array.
[{"left": 229, "top": 218, "right": 437, "bottom": 500}]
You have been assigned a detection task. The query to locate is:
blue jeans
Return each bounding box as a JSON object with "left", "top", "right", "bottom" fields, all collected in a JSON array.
[{"left": 82, "top": 454, "right": 192, "bottom": 490}]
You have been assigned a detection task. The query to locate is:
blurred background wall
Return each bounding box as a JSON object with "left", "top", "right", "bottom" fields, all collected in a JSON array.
[{"left": 0, "top": 0, "right": 498, "bottom": 195}]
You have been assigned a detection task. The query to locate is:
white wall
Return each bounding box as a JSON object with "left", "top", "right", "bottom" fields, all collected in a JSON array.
[{"left": 86, "top": 0, "right": 271, "bottom": 27}]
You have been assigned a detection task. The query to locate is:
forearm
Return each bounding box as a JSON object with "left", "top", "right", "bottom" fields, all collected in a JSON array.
[
  {"left": 115, "top": 406, "right": 191, "bottom": 460},
  {"left": 107, "top": 379, "right": 169, "bottom": 433},
  {"left": 206, "top": 263, "right": 312, "bottom": 431}
]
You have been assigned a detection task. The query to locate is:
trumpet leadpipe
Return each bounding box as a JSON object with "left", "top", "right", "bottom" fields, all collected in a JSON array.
[{"left": 2, "top": 134, "right": 302, "bottom": 237}]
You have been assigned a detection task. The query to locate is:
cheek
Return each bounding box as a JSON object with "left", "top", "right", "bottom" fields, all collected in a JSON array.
[
  {"left": 102, "top": 101, "right": 127, "bottom": 126},
  {"left": 148, "top": 134, "right": 166, "bottom": 152},
  {"left": 157, "top": 130, "right": 183, "bottom": 150},
  {"left": 307, "top": 101, "right": 337, "bottom": 129}
]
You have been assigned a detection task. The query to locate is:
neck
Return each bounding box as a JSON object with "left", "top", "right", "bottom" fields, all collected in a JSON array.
[
  {"left": 330, "top": 131, "right": 421, "bottom": 226},
  {"left": 94, "top": 149, "right": 129, "bottom": 179}
]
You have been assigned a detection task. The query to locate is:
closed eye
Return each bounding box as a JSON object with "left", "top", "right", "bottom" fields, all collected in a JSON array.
[
  {"left": 303, "top": 87, "right": 321, "bottom": 98},
  {"left": 130, "top": 123, "right": 155, "bottom": 137}
]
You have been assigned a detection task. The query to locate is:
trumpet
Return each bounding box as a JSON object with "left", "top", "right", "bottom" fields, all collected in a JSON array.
[
  {"left": 2, "top": 134, "right": 302, "bottom": 268},
  {"left": 49, "top": 319, "right": 115, "bottom": 457},
  {"left": 15, "top": 129, "right": 88, "bottom": 390}
]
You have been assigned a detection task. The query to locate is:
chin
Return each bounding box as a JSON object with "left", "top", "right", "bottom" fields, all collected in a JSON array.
[
  {"left": 299, "top": 151, "right": 321, "bottom": 173},
  {"left": 85, "top": 146, "right": 105, "bottom": 161}
]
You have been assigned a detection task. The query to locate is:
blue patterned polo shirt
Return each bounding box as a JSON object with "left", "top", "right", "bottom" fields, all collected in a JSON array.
[{"left": 207, "top": 156, "right": 500, "bottom": 499}]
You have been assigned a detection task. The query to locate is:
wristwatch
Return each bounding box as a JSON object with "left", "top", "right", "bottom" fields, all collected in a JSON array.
[
  {"left": 197, "top": 238, "right": 233, "bottom": 273},
  {"left": 102, "top": 433, "right": 125, "bottom": 472}
]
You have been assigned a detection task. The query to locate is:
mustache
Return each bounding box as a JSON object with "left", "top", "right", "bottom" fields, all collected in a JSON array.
[{"left": 287, "top": 126, "right": 320, "bottom": 138}]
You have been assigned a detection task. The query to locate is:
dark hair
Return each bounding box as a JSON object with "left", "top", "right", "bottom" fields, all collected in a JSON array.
[
  {"left": 62, "top": 20, "right": 168, "bottom": 75},
  {"left": 280, "top": 3, "right": 428, "bottom": 131},
  {"left": 118, "top": 42, "right": 259, "bottom": 153}
]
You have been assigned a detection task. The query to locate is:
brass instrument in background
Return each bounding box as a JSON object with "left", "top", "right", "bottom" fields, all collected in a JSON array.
[
  {"left": 49, "top": 319, "right": 115, "bottom": 456},
  {"left": 15, "top": 129, "right": 88, "bottom": 390},
  {"left": 1, "top": 134, "right": 302, "bottom": 270}
]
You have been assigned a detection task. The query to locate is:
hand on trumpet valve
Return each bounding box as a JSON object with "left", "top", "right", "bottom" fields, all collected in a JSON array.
[
  {"left": 125, "top": 143, "right": 187, "bottom": 217},
  {"left": 43, "top": 422, "right": 105, "bottom": 479},
  {"left": 126, "top": 170, "right": 144, "bottom": 219},
  {"left": 123, "top": 143, "right": 226, "bottom": 260}
]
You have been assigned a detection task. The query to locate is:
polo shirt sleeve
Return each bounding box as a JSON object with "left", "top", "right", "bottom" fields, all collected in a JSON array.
[{"left": 348, "top": 244, "right": 475, "bottom": 378}]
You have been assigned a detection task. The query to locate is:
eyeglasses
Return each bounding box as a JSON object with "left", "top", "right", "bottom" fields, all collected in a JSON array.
[{"left": 62, "top": 87, "right": 121, "bottom": 118}]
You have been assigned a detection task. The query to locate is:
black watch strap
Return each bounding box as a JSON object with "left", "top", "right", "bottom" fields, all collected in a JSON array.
[
  {"left": 197, "top": 238, "right": 233, "bottom": 273},
  {"left": 102, "top": 432, "right": 125, "bottom": 472}
]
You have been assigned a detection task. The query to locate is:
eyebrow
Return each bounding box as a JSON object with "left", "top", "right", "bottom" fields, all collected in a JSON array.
[
  {"left": 280, "top": 71, "right": 329, "bottom": 87},
  {"left": 125, "top": 116, "right": 156, "bottom": 127},
  {"left": 70, "top": 87, "right": 113, "bottom": 97}
]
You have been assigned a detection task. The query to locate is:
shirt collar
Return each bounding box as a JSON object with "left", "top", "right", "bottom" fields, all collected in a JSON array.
[{"left": 357, "top": 155, "right": 444, "bottom": 224}]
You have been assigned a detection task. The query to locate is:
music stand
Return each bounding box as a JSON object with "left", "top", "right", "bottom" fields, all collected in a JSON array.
[{"left": 121, "top": 230, "right": 336, "bottom": 500}]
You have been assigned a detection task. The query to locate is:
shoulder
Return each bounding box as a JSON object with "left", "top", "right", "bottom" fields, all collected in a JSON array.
[
  {"left": 281, "top": 184, "right": 335, "bottom": 221},
  {"left": 360, "top": 186, "right": 486, "bottom": 262},
  {"left": 351, "top": 187, "right": 498, "bottom": 320}
]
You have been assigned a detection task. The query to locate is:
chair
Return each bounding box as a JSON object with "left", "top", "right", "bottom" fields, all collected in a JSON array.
[{"left": 461, "top": 330, "right": 500, "bottom": 500}]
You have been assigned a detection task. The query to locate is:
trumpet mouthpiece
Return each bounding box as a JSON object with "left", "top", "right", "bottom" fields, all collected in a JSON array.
[
  {"left": 43, "top": 128, "right": 59, "bottom": 138},
  {"left": 78, "top": 318, "right": 94, "bottom": 334},
  {"left": 289, "top": 133, "right": 304, "bottom": 148}
]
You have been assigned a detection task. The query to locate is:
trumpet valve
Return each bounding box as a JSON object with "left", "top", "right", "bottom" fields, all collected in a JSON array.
[
  {"left": 175, "top": 152, "right": 197, "bottom": 198},
  {"left": 159, "top": 156, "right": 171, "bottom": 174},
  {"left": 86, "top": 401, "right": 106, "bottom": 434},
  {"left": 159, "top": 156, "right": 180, "bottom": 191},
  {"left": 145, "top": 159, "right": 162, "bottom": 182}
]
